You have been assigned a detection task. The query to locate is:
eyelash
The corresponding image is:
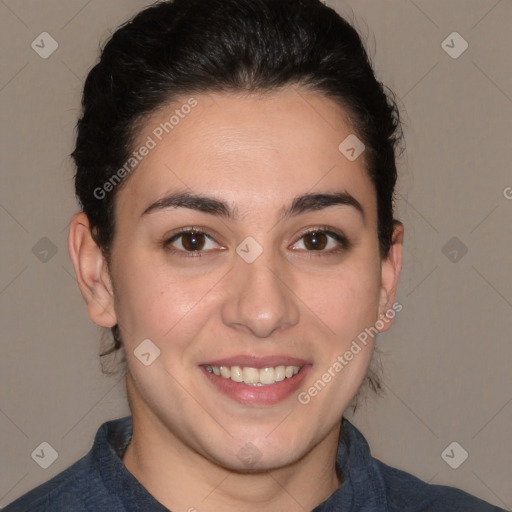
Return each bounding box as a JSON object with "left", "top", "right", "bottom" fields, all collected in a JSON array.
[{"left": 162, "top": 226, "right": 351, "bottom": 258}]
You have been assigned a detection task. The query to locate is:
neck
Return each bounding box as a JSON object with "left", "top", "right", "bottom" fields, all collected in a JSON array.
[{"left": 122, "top": 371, "right": 343, "bottom": 512}]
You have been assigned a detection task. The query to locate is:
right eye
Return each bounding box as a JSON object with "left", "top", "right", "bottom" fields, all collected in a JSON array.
[{"left": 163, "top": 228, "right": 224, "bottom": 257}]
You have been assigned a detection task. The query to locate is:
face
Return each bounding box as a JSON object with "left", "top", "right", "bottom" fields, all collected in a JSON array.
[{"left": 72, "top": 87, "right": 402, "bottom": 473}]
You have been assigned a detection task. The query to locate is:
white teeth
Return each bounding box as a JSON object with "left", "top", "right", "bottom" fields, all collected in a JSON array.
[
  {"left": 204, "top": 364, "right": 302, "bottom": 385},
  {"left": 274, "top": 365, "right": 285, "bottom": 382},
  {"left": 230, "top": 366, "right": 243, "bottom": 382},
  {"left": 242, "top": 367, "right": 260, "bottom": 385},
  {"left": 259, "top": 367, "right": 275, "bottom": 385}
]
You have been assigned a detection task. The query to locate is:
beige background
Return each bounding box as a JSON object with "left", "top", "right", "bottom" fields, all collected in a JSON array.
[{"left": 1, "top": 0, "right": 511, "bottom": 509}]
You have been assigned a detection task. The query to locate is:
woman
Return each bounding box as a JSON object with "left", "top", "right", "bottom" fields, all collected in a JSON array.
[{"left": 4, "top": 0, "right": 506, "bottom": 510}]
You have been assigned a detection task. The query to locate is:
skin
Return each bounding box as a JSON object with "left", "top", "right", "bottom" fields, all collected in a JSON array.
[{"left": 68, "top": 87, "right": 403, "bottom": 512}]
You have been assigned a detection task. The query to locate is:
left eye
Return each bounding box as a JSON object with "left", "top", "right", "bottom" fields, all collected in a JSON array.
[{"left": 291, "top": 230, "right": 346, "bottom": 252}]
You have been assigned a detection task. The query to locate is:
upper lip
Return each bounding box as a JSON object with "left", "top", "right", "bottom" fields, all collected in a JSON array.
[{"left": 201, "top": 355, "right": 310, "bottom": 369}]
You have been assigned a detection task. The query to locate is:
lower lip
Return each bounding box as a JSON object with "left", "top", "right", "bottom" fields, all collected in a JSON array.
[{"left": 200, "top": 366, "right": 312, "bottom": 406}]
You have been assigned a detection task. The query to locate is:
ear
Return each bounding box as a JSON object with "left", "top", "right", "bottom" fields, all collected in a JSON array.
[
  {"left": 67, "top": 212, "right": 117, "bottom": 328},
  {"left": 377, "top": 220, "right": 404, "bottom": 333}
]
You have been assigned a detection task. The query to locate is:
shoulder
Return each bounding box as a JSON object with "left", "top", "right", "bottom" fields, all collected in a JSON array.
[
  {"left": 374, "top": 458, "right": 506, "bottom": 512},
  {"left": 2, "top": 417, "right": 132, "bottom": 512},
  {"left": 338, "top": 418, "right": 506, "bottom": 512},
  {"left": 2, "top": 454, "right": 99, "bottom": 511}
]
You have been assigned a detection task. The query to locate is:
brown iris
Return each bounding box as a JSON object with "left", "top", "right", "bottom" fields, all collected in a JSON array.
[
  {"left": 302, "top": 231, "right": 328, "bottom": 250},
  {"left": 181, "top": 231, "right": 206, "bottom": 251}
]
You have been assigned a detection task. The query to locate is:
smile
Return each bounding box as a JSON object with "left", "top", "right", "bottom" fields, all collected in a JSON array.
[
  {"left": 200, "top": 357, "right": 311, "bottom": 405},
  {"left": 204, "top": 364, "right": 301, "bottom": 386}
]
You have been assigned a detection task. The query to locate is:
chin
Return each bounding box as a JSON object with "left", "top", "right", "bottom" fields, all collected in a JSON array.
[{"left": 208, "top": 447, "right": 299, "bottom": 474}]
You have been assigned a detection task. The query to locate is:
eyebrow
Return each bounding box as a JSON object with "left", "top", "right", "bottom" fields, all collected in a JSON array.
[{"left": 140, "top": 190, "right": 365, "bottom": 223}]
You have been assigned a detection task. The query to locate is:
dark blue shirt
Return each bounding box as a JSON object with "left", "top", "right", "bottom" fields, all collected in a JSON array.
[{"left": 3, "top": 416, "right": 506, "bottom": 511}]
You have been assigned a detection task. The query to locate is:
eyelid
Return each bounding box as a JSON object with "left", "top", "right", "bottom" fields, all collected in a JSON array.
[
  {"left": 163, "top": 225, "right": 350, "bottom": 257},
  {"left": 163, "top": 227, "right": 225, "bottom": 256},
  {"left": 289, "top": 226, "right": 350, "bottom": 252}
]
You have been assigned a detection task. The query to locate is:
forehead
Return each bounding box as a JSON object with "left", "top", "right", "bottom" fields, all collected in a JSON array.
[{"left": 115, "top": 87, "right": 376, "bottom": 223}]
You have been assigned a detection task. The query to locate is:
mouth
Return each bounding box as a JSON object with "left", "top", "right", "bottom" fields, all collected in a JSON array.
[
  {"left": 203, "top": 364, "right": 302, "bottom": 386},
  {"left": 199, "top": 356, "right": 311, "bottom": 406}
]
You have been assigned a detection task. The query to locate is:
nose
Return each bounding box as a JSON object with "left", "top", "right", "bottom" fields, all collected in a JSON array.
[{"left": 221, "top": 255, "right": 300, "bottom": 338}]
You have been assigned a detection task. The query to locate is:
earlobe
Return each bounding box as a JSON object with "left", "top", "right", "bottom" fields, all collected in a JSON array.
[
  {"left": 67, "top": 212, "right": 117, "bottom": 328},
  {"left": 377, "top": 221, "right": 404, "bottom": 331}
]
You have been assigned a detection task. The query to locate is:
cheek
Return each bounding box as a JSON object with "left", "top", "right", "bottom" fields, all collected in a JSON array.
[
  {"left": 112, "top": 256, "right": 223, "bottom": 344},
  {"left": 295, "top": 259, "right": 381, "bottom": 341},
  {"left": 112, "top": 238, "right": 382, "bottom": 352}
]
